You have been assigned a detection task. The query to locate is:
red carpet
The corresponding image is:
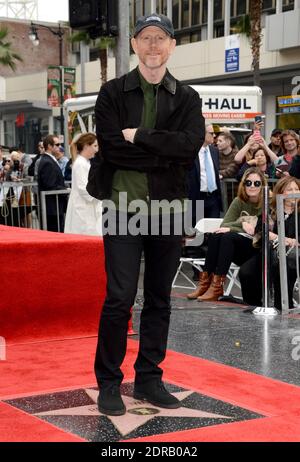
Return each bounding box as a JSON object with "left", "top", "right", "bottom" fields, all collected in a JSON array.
[
  {"left": 0, "top": 225, "right": 106, "bottom": 343},
  {"left": 1, "top": 337, "right": 300, "bottom": 442},
  {"left": 1, "top": 225, "right": 299, "bottom": 441}
]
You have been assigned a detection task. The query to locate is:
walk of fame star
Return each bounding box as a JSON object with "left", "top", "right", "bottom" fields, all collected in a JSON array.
[
  {"left": 34, "top": 388, "right": 231, "bottom": 436},
  {"left": 4, "top": 383, "right": 263, "bottom": 441}
]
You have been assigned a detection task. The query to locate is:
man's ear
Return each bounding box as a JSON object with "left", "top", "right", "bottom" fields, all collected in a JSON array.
[{"left": 131, "top": 37, "right": 137, "bottom": 54}]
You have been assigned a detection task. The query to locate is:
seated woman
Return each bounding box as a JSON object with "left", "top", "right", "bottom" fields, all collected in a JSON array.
[
  {"left": 64, "top": 133, "right": 102, "bottom": 236},
  {"left": 236, "top": 145, "right": 276, "bottom": 182},
  {"left": 239, "top": 176, "right": 300, "bottom": 310},
  {"left": 187, "top": 167, "right": 267, "bottom": 301}
]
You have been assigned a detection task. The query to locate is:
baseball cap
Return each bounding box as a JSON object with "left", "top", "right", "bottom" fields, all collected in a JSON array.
[
  {"left": 271, "top": 128, "right": 282, "bottom": 136},
  {"left": 133, "top": 13, "right": 174, "bottom": 38}
]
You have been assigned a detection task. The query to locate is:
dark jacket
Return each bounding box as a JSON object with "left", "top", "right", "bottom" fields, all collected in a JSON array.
[
  {"left": 94, "top": 67, "right": 205, "bottom": 201},
  {"left": 38, "top": 154, "right": 67, "bottom": 216},
  {"left": 289, "top": 154, "right": 300, "bottom": 179}
]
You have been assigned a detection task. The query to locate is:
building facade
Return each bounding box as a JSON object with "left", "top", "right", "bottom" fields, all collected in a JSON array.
[
  {"left": 0, "top": 1, "right": 300, "bottom": 153},
  {"left": 0, "top": 18, "right": 70, "bottom": 153}
]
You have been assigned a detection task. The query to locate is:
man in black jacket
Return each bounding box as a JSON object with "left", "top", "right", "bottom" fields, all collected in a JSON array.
[
  {"left": 94, "top": 13, "right": 205, "bottom": 416},
  {"left": 38, "top": 135, "right": 67, "bottom": 232}
]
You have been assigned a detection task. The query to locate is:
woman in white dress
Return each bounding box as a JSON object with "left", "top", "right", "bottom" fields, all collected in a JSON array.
[{"left": 64, "top": 133, "right": 102, "bottom": 236}]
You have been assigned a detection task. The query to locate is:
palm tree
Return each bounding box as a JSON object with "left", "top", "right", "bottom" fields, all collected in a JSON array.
[
  {"left": 0, "top": 26, "right": 22, "bottom": 71},
  {"left": 69, "top": 31, "right": 115, "bottom": 85},
  {"left": 231, "top": 1, "right": 262, "bottom": 86},
  {"left": 249, "top": 0, "right": 263, "bottom": 87}
]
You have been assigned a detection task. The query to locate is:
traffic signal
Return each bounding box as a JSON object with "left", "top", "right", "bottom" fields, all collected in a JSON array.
[{"left": 69, "top": 0, "right": 118, "bottom": 36}]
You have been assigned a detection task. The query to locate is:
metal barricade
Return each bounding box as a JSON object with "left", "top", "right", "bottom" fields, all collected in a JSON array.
[
  {"left": 0, "top": 180, "right": 71, "bottom": 231},
  {"left": 0, "top": 180, "right": 40, "bottom": 229},
  {"left": 40, "top": 188, "right": 70, "bottom": 232}
]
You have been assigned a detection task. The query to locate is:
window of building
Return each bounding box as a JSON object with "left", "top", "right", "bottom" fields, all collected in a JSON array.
[
  {"left": 192, "top": 0, "right": 201, "bottom": 25},
  {"left": 135, "top": 0, "right": 143, "bottom": 20},
  {"left": 156, "top": 0, "right": 160, "bottom": 14},
  {"left": 202, "top": 0, "right": 208, "bottom": 23},
  {"left": 215, "top": 22, "right": 224, "bottom": 37},
  {"left": 191, "top": 31, "right": 202, "bottom": 42},
  {"left": 237, "top": 0, "right": 247, "bottom": 15},
  {"left": 144, "top": 0, "right": 152, "bottom": 15},
  {"left": 162, "top": 0, "right": 168, "bottom": 15},
  {"left": 214, "top": 0, "right": 223, "bottom": 20},
  {"left": 3, "top": 120, "right": 15, "bottom": 149},
  {"left": 178, "top": 33, "right": 191, "bottom": 45},
  {"left": 182, "top": 0, "right": 190, "bottom": 28},
  {"left": 231, "top": 0, "right": 235, "bottom": 17},
  {"left": 262, "top": 0, "right": 273, "bottom": 9},
  {"left": 172, "top": 0, "right": 179, "bottom": 29},
  {"left": 283, "top": 0, "right": 295, "bottom": 10}
]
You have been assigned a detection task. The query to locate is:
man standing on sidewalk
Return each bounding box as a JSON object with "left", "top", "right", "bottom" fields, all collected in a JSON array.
[{"left": 93, "top": 13, "right": 204, "bottom": 416}]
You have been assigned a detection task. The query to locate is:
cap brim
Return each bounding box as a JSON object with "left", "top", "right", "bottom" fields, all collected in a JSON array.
[{"left": 134, "top": 23, "right": 173, "bottom": 37}]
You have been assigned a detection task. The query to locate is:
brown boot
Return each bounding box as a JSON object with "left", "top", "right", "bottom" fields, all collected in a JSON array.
[
  {"left": 197, "top": 274, "right": 226, "bottom": 301},
  {"left": 187, "top": 271, "right": 212, "bottom": 299}
]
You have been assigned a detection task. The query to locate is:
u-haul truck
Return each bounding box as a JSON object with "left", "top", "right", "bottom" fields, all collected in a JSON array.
[
  {"left": 63, "top": 85, "right": 262, "bottom": 156},
  {"left": 191, "top": 85, "right": 262, "bottom": 124}
]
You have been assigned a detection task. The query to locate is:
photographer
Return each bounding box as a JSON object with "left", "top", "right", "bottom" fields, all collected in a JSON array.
[{"left": 7, "top": 151, "right": 23, "bottom": 181}]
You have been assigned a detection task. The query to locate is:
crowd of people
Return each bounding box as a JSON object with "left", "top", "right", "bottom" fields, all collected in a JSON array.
[
  {"left": 0, "top": 133, "right": 102, "bottom": 234},
  {"left": 186, "top": 125, "right": 300, "bottom": 312}
]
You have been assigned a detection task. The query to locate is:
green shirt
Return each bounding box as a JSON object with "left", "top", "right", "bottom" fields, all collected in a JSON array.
[
  {"left": 110, "top": 70, "right": 159, "bottom": 210},
  {"left": 221, "top": 197, "right": 262, "bottom": 233}
]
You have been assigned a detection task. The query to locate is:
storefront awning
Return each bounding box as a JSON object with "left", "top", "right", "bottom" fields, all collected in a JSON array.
[{"left": 0, "top": 100, "right": 50, "bottom": 116}]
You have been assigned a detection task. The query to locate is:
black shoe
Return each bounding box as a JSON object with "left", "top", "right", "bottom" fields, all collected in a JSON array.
[
  {"left": 97, "top": 384, "right": 126, "bottom": 416},
  {"left": 133, "top": 380, "right": 181, "bottom": 409}
]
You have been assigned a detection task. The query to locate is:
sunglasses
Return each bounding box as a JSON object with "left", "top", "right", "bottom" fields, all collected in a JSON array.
[
  {"left": 54, "top": 143, "right": 61, "bottom": 147},
  {"left": 244, "top": 180, "right": 262, "bottom": 187}
]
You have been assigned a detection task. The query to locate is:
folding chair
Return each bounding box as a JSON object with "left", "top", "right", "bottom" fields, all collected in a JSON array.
[
  {"left": 172, "top": 218, "right": 241, "bottom": 296},
  {"left": 172, "top": 218, "right": 222, "bottom": 290}
]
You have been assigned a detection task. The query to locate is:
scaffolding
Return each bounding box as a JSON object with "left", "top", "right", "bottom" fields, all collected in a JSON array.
[{"left": 0, "top": 0, "right": 37, "bottom": 20}]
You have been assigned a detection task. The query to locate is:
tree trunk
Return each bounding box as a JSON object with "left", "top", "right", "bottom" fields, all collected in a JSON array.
[
  {"left": 249, "top": 0, "right": 262, "bottom": 87},
  {"left": 99, "top": 48, "right": 108, "bottom": 84}
]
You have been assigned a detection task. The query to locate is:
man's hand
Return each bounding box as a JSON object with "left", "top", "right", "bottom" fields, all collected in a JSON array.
[{"left": 122, "top": 128, "right": 137, "bottom": 144}]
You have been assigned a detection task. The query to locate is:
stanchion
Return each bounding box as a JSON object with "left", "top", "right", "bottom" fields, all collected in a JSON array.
[{"left": 253, "top": 185, "right": 279, "bottom": 316}]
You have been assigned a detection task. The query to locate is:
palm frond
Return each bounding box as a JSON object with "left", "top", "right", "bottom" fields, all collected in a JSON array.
[
  {"left": 0, "top": 26, "right": 22, "bottom": 71},
  {"left": 68, "top": 30, "right": 90, "bottom": 45},
  {"left": 231, "top": 14, "right": 251, "bottom": 37}
]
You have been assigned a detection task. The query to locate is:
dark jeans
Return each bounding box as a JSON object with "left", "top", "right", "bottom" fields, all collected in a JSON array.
[
  {"left": 239, "top": 251, "right": 297, "bottom": 310},
  {"left": 95, "top": 214, "right": 182, "bottom": 389},
  {"left": 204, "top": 232, "right": 258, "bottom": 276}
]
